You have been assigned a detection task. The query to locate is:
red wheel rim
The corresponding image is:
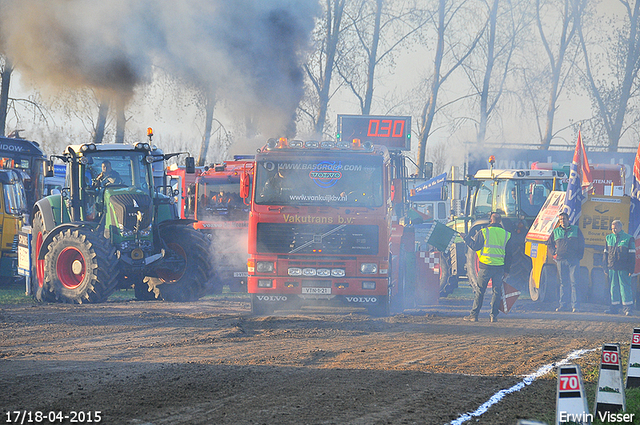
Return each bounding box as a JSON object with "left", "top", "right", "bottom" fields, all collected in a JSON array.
[
  {"left": 156, "top": 243, "right": 187, "bottom": 282},
  {"left": 35, "top": 231, "right": 45, "bottom": 288},
  {"left": 56, "top": 247, "right": 86, "bottom": 289}
]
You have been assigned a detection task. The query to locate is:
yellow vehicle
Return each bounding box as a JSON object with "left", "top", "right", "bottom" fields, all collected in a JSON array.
[
  {"left": 0, "top": 169, "right": 27, "bottom": 282},
  {"left": 525, "top": 191, "right": 630, "bottom": 304}
]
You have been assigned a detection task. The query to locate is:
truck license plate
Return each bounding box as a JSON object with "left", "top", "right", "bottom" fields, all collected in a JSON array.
[
  {"left": 233, "top": 272, "right": 249, "bottom": 277},
  {"left": 302, "top": 287, "right": 331, "bottom": 295}
]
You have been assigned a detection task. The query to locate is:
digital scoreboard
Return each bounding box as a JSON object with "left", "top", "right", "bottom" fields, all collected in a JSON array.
[{"left": 337, "top": 115, "right": 411, "bottom": 151}]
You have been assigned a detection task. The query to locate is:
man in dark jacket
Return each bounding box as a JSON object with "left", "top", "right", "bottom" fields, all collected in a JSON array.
[
  {"left": 547, "top": 212, "right": 585, "bottom": 313},
  {"left": 462, "top": 212, "right": 514, "bottom": 323},
  {"left": 604, "top": 220, "right": 636, "bottom": 315}
]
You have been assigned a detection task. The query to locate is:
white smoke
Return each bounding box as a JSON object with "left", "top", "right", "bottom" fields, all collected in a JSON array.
[{"left": 0, "top": 0, "right": 318, "bottom": 136}]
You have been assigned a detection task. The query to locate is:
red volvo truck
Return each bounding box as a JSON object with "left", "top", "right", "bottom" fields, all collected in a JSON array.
[{"left": 242, "top": 115, "right": 415, "bottom": 315}]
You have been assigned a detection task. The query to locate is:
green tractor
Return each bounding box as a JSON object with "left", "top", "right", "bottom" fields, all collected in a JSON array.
[{"left": 30, "top": 140, "right": 214, "bottom": 303}]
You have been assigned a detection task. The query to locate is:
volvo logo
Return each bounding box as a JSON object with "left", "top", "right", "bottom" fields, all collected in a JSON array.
[
  {"left": 256, "top": 295, "right": 288, "bottom": 302},
  {"left": 345, "top": 296, "right": 378, "bottom": 303}
]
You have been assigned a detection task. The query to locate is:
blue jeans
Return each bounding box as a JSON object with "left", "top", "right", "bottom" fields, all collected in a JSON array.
[
  {"left": 470, "top": 266, "right": 504, "bottom": 318},
  {"left": 556, "top": 259, "right": 579, "bottom": 310}
]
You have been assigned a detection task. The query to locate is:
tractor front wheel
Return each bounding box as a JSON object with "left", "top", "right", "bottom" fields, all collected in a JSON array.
[
  {"left": 145, "top": 225, "right": 213, "bottom": 301},
  {"left": 44, "top": 228, "right": 119, "bottom": 304},
  {"left": 30, "top": 210, "right": 55, "bottom": 302}
]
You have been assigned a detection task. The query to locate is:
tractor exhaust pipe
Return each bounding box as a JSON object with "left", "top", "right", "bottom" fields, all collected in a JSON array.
[{"left": 68, "top": 147, "right": 81, "bottom": 222}]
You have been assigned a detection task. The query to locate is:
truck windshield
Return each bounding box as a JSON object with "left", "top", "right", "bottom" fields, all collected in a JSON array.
[
  {"left": 254, "top": 158, "right": 383, "bottom": 207},
  {"left": 79, "top": 152, "right": 152, "bottom": 191},
  {"left": 3, "top": 181, "right": 26, "bottom": 215},
  {"left": 196, "top": 178, "right": 248, "bottom": 221},
  {"left": 495, "top": 179, "right": 553, "bottom": 218}
]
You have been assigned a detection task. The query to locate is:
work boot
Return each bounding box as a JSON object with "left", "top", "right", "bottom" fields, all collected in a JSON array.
[
  {"left": 604, "top": 306, "right": 620, "bottom": 314},
  {"left": 624, "top": 307, "right": 633, "bottom": 316},
  {"left": 490, "top": 315, "right": 498, "bottom": 323},
  {"left": 463, "top": 315, "right": 478, "bottom": 322},
  {"left": 556, "top": 306, "right": 570, "bottom": 312}
]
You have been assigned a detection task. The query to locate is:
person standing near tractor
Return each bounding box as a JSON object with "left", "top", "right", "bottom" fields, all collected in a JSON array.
[
  {"left": 547, "top": 212, "right": 585, "bottom": 313},
  {"left": 604, "top": 220, "right": 636, "bottom": 316},
  {"left": 462, "top": 212, "right": 514, "bottom": 323}
]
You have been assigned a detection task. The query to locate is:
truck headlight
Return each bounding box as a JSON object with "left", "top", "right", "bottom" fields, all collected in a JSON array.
[
  {"left": 362, "top": 281, "right": 376, "bottom": 290},
  {"left": 302, "top": 268, "right": 316, "bottom": 276},
  {"left": 360, "top": 263, "right": 378, "bottom": 274},
  {"left": 258, "top": 279, "right": 273, "bottom": 288},
  {"left": 288, "top": 267, "right": 302, "bottom": 276},
  {"left": 256, "top": 261, "right": 275, "bottom": 273},
  {"left": 316, "top": 268, "right": 330, "bottom": 277},
  {"left": 331, "top": 268, "right": 346, "bottom": 277}
]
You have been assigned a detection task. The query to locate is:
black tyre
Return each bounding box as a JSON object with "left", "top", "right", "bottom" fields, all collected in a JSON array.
[
  {"left": 250, "top": 294, "right": 276, "bottom": 315},
  {"left": 529, "top": 264, "right": 557, "bottom": 303},
  {"left": 390, "top": 251, "right": 406, "bottom": 313},
  {"left": 44, "top": 228, "right": 120, "bottom": 304},
  {"left": 145, "top": 225, "right": 213, "bottom": 302},
  {"left": 466, "top": 247, "right": 481, "bottom": 293},
  {"left": 589, "top": 267, "right": 610, "bottom": 305},
  {"left": 577, "top": 266, "right": 589, "bottom": 304},
  {"left": 30, "top": 210, "right": 55, "bottom": 302},
  {"left": 127, "top": 274, "right": 157, "bottom": 301},
  {"left": 439, "top": 251, "right": 458, "bottom": 297},
  {"left": 367, "top": 295, "right": 390, "bottom": 317},
  {"left": 509, "top": 246, "right": 532, "bottom": 292}
]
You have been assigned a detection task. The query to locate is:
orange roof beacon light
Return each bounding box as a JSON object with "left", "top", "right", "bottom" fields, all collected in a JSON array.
[
  {"left": 352, "top": 138, "right": 362, "bottom": 149},
  {"left": 278, "top": 137, "right": 289, "bottom": 149},
  {"left": 147, "top": 127, "right": 154, "bottom": 142},
  {"left": 488, "top": 155, "right": 496, "bottom": 165}
]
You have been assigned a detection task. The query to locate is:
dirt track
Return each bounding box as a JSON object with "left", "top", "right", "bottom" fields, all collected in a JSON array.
[{"left": 0, "top": 294, "right": 638, "bottom": 425}]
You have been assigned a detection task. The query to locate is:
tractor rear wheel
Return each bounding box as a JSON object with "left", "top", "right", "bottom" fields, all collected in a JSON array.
[
  {"left": 145, "top": 225, "right": 213, "bottom": 301},
  {"left": 44, "top": 228, "right": 119, "bottom": 304},
  {"left": 30, "top": 210, "right": 55, "bottom": 302}
]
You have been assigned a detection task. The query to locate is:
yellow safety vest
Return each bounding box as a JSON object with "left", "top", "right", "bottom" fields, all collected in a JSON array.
[{"left": 478, "top": 226, "right": 510, "bottom": 266}]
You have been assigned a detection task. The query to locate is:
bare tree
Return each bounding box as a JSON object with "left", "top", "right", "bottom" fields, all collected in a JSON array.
[
  {"left": 338, "top": 0, "right": 427, "bottom": 115},
  {"left": 579, "top": 0, "right": 640, "bottom": 151},
  {"left": 461, "top": 0, "right": 528, "bottom": 145},
  {"left": 301, "top": 0, "right": 347, "bottom": 137},
  {"left": 197, "top": 89, "right": 216, "bottom": 166},
  {"left": 535, "top": 0, "right": 586, "bottom": 149},
  {"left": 0, "top": 57, "right": 12, "bottom": 136},
  {"left": 415, "top": 0, "right": 485, "bottom": 177}
]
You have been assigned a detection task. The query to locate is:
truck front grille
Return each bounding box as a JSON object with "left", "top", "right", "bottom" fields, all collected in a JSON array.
[{"left": 256, "top": 223, "right": 378, "bottom": 255}]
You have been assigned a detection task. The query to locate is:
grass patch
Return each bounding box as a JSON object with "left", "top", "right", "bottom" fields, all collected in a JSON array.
[{"left": 0, "top": 280, "right": 32, "bottom": 304}]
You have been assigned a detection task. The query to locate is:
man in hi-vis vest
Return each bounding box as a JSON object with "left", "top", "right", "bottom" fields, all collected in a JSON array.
[{"left": 462, "top": 212, "right": 514, "bottom": 322}]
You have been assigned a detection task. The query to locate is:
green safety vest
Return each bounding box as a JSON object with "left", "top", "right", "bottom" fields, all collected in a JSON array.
[
  {"left": 478, "top": 226, "right": 511, "bottom": 266},
  {"left": 553, "top": 225, "right": 579, "bottom": 241},
  {"left": 606, "top": 231, "right": 633, "bottom": 249}
]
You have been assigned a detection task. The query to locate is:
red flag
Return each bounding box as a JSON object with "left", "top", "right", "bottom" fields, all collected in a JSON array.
[
  {"left": 499, "top": 281, "right": 521, "bottom": 313},
  {"left": 574, "top": 131, "right": 592, "bottom": 188}
]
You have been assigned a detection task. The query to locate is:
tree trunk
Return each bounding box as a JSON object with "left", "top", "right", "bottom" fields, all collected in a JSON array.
[
  {"left": 114, "top": 97, "right": 126, "bottom": 144},
  {"left": 92, "top": 98, "right": 109, "bottom": 144},
  {"left": 608, "top": 0, "right": 640, "bottom": 152},
  {"left": 0, "top": 59, "right": 12, "bottom": 137},
  {"left": 314, "top": 0, "right": 345, "bottom": 136},
  {"left": 198, "top": 92, "right": 215, "bottom": 167},
  {"left": 417, "top": 0, "right": 445, "bottom": 177},
  {"left": 477, "top": 0, "right": 499, "bottom": 145},
  {"left": 362, "top": 0, "right": 382, "bottom": 115}
]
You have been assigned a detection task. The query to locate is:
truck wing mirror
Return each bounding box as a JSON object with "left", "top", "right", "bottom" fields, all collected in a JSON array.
[
  {"left": 240, "top": 172, "right": 250, "bottom": 199},
  {"left": 424, "top": 162, "right": 433, "bottom": 179},
  {"left": 185, "top": 156, "right": 195, "bottom": 174},
  {"left": 391, "top": 178, "right": 402, "bottom": 203},
  {"left": 43, "top": 160, "right": 54, "bottom": 178}
]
